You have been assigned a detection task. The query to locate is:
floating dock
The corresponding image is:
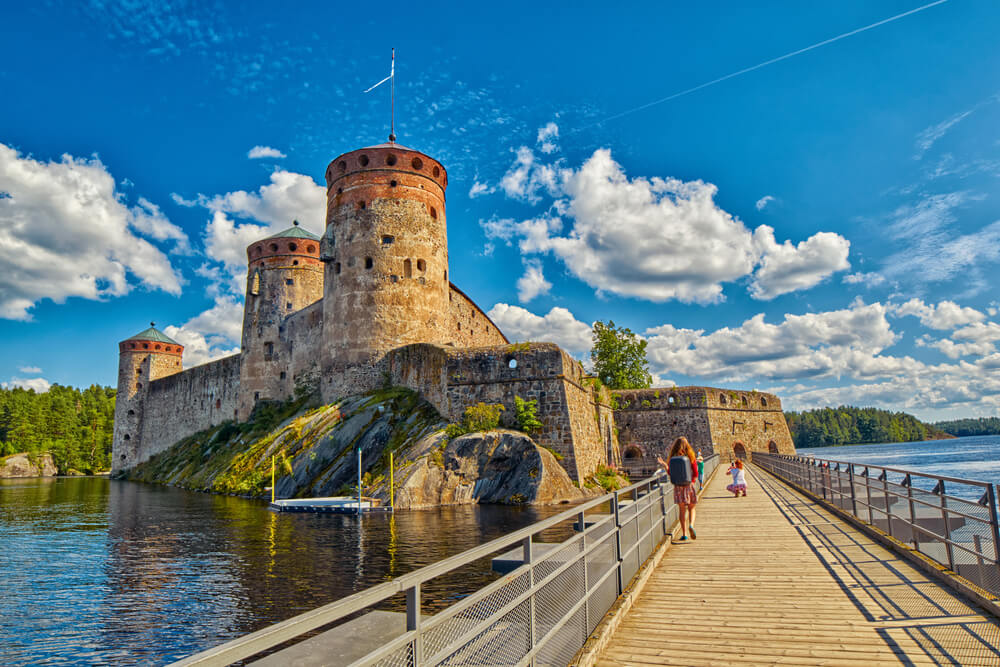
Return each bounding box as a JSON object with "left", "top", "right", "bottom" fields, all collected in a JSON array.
[{"left": 269, "top": 497, "right": 392, "bottom": 514}]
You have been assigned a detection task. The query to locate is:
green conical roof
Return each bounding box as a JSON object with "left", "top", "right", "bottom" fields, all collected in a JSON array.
[
  {"left": 265, "top": 220, "right": 319, "bottom": 241},
  {"left": 126, "top": 323, "right": 180, "bottom": 345}
]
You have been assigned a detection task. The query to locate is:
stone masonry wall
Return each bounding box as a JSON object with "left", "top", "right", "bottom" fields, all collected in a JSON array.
[
  {"left": 280, "top": 299, "right": 324, "bottom": 397},
  {"left": 613, "top": 386, "right": 795, "bottom": 477},
  {"left": 448, "top": 284, "right": 508, "bottom": 348},
  {"left": 139, "top": 354, "right": 241, "bottom": 467}
]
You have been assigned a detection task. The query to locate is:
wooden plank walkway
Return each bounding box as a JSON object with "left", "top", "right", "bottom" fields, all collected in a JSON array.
[{"left": 595, "top": 464, "right": 1000, "bottom": 666}]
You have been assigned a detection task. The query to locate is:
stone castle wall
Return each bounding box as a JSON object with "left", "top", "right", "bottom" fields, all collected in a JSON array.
[
  {"left": 614, "top": 386, "right": 795, "bottom": 477},
  {"left": 448, "top": 284, "right": 508, "bottom": 347},
  {"left": 139, "top": 354, "right": 241, "bottom": 467},
  {"left": 386, "top": 342, "right": 611, "bottom": 481},
  {"left": 280, "top": 299, "right": 324, "bottom": 397}
]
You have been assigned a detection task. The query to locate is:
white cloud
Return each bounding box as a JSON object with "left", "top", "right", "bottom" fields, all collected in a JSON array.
[
  {"left": 889, "top": 298, "right": 986, "bottom": 330},
  {"left": 468, "top": 181, "right": 493, "bottom": 198},
  {"left": 842, "top": 272, "right": 886, "bottom": 287},
  {"left": 3, "top": 376, "right": 51, "bottom": 392},
  {"left": 17, "top": 366, "right": 42, "bottom": 374},
  {"left": 499, "top": 147, "right": 562, "bottom": 204},
  {"left": 914, "top": 109, "right": 975, "bottom": 160},
  {"left": 247, "top": 145, "right": 287, "bottom": 159},
  {"left": 516, "top": 259, "right": 551, "bottom": 303},
  {"left": 486, "top": 303, "right": 592, "bottom": 358},
  {"left": 485, "top": 148, "right": 849, "bottom": 303},
  {"left": 755, "top": 195, "right": 775, "bottom": 211},
  {"left": 0, "top": 143, "right": 185, "bottom": 320},
  {"left": 536, "top": 122, "right": 559, "bottom": 154},
  {"left": 163, "top": 296, "right": 243, "bottom": 367},
  {"left": 749, "top": 226, "right": 850, "bottom": 300}
]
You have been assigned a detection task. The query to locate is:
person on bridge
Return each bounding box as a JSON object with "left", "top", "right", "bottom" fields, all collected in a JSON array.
[
  {"left": 727, "top": 459, "right": 748, "bottom": 497},
  {"left": 658, "top": 437, "right": 698, "bottom": 541},
  {"left": 696, "top": 451, "right": 705, "bottom": 489}
]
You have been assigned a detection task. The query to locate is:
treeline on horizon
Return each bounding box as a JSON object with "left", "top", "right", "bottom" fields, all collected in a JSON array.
[
  {"left": 784, "top": 406, "right": 952, "bottom": 448},
  {"left": 930, "top": 417, "right": 1000, "bottom": 438},
  {"left": 0, "top": 385, "right": 116, "bottom": 474}
]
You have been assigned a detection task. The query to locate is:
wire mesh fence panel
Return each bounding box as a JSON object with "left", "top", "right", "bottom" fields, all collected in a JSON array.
[
  {"left": 436, "top": 599, "right": 532, "bottom": 666},
  {"left": 536, "top": 605, "right": 587, "bottom": 667},
  {"left": 421, "top": 570, "right": 531, "bottom": 660},
  {"left": 533, "top": 559, "right": 586, "bottom": 645},
  {"left": 370, "top": 642, "right": 414, "bottom": 667}
]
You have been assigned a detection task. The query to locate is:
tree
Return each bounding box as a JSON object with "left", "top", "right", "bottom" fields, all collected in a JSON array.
[{"left": 590, "top": 320, "right": 652, "bottom": 390}]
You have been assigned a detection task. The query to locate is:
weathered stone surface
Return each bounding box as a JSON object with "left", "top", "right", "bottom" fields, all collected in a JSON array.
[
  {"left": 384, "top": 430, "right": 586, "bottom": 509},
  {"left": 0, "top": 452, "right": 57, "bottom": 477}
]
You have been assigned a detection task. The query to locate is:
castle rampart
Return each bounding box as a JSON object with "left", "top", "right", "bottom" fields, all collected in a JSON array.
[{"left": 448, "top": 284, "right": 508, "bottom": 348}]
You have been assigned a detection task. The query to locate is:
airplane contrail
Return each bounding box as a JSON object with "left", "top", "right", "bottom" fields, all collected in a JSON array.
[{"left": 586, "top": 0, "right": 949, "bottom": 128}]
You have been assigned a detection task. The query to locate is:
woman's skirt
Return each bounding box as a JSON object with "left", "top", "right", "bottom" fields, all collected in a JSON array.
[
  {"left": 727, "top": 483, "right": 747, "bottom": 494},
  {"left": 673, "top": 483, "right": 697, "bottom": 505}
]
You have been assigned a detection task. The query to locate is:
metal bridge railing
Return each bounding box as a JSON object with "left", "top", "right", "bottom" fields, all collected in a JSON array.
[
  {"left": 172, "top": 455, "right": 720, "bottom": 667},
  {"left": 754, "top": 452, "right": 1000, "bottom": 596}
]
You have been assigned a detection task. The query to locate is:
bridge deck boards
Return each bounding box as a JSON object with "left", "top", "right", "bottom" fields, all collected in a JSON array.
[{"left": 595, "top": 464, "right": 1000, "bottom": 666}]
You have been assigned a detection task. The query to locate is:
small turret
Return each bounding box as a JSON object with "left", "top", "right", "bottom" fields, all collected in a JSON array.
[
  {"left": 238, "top": 222, "right": 323, "bottom": 417},
  {"left": 112, "top": 323, "right": 184, "bottom": 473}
]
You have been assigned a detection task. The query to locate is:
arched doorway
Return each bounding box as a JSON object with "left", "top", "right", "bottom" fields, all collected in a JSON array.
[
  {"left": 623, "top": 445, "right": 644, "bottom": 459},
  {"left": 768, "top": 440, "right": 779, "bottom": 454},
  {"left": 733, "top": 440, "right": 747, "bottom": 460}
]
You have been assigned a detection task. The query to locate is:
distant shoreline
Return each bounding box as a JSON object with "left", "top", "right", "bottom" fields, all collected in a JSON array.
[{"left": 796, "top": 433, "right": 990, "bottom": 450}]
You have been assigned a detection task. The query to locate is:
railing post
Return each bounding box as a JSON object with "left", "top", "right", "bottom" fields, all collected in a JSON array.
[
  {"left": 613, "top": 490, "right": 623, "bottom": 596},
  {"left": 989, "top": 485, "right": 1000, "bottom": 578},
  {"left": 406, "top": 583, "right": 421, "bottom": 664},
  {"left": 904, "top": 475, "right": 917, "bottom": 550},
  {"left": 864, "top": 468, "right": 873, "bottom": 524},
  {"left": 849, "top": 464, "right": 857, "bottom": 517},
  {"left": 659, "top": 477, "right": 668, "bottom": 537},
  {"left": 523, "top": 536, "right": 535, "bottom": 664},
  {"left": 882, "top": 471, "right": 893, "bottom": 538},
  {"left": 937, "top": 481, "right": 956, "bottom": 572},
  {"left": 974, "top": 534, "right": 987, "bottom": 590}
]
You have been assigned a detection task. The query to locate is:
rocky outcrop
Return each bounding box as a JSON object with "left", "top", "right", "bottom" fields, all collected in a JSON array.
[
  {"left": 380, "top": 430, "right": 586, "bottom": 509},
  {"left": 0, "top": 453, "right": 58, "bottom": 477},
  {"left": 124, "top": 389, "right": 588, "bottom": 507}
]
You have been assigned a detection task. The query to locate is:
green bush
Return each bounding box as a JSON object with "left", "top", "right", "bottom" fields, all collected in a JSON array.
[
  {"left": 591, "top": 465, "right": 626, "bottom": 492},
  {"left": 445, "top": 402, "right": 505, "bottom": 438},
  {"left": 514, "top": 396, "right": 543, "bottom": 435}
]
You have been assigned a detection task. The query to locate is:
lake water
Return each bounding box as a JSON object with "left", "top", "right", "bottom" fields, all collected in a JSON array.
[
  {"left": 0, "top": 478, "right": 574, "bottom": 666},
  {"left": 800, "top": 435, "right": 1000, "bottom": 501}
]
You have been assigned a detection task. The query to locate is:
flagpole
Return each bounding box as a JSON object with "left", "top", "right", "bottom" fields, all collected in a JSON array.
[{"left": 389, "top": 47, "right": 395, "bottom": 142}]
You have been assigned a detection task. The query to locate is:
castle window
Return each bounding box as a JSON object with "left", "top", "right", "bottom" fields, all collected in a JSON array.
[
  {"left": 365, "top": 257, "right": 373, "bottom": 269},
  {"left": 417, "top": 259, "right": 426, "bottom": 272},
  {"left": 390, "top": 180, "right": 398, "bottom": 188},
  {"left": 668, "top": 394, "right": 677, "bottom": 405},
  {"left": 270, "top": 243, "right": 279, "bottom": 252},
  {"left": 127, "top": 409, "right": 134, "bottom": 416},
  {"left": 215, "top": 399, "right": 221, "bottom": 409},
  {"left": 391, "top": 275, "right": 398, "bottom": 283},
  {"left": 719, "top": 393, "right": 727, "bottom": 405},
  {"left": 136, "top": 368, "right": 142, "bottom": 375},
  {"left": 335, "top": 262, "right": 341, "bottom": 274},
  {"left": 286, "top": 302, "right": 292, "bottom": 309},
  {"left": 254, "top": 392, "right": 260, "bottom": 401},
  {"left": 136, "top": 382, "right": 142, "bottom": 389},
  {"left": 403, "top": 258, "right": 412, "bottom": 278},
  {"left": 289, "top": 243, "right": 297, "bottom": 252},
  {"left": 338, "top": 160, "right": 347, "bottom": 172},
  {"left": 508, "top": 358, "right": 518, "bottom": 369},
  {"left": 430, "top": 206, "right": 438, "bottom": 219},
  {"left": 307, "top": 245, "right": 315, "bottom": 253},
  {"left": 264, "top": 342, "right": 274, "bottom": 360},
  {"left": 761, "top": 397, "right": 768, "bottom": 407},
  {"left": 411, "top": 157, "right": 423, "bottom": 170},
  {"left": 292, "top": 260, "right": 299, "bottom": 266},
  {"left": 386, "top": 153, "right": 397, "bottom": 166},
  {"left": 433, "top": 166, "right": 440, "bottom": 177},
  {"left": 359, "top": 154, "right": 369, "bottom": 166},
  {"left": 251, "top": 270, "right": 261, "bottom": 295},
  {"left": 280, "top": 371, "right": 286, "bottom": 380},
  {"left": 358, "top": 201, "right": 366, "bottom": 210},
  {"left": 741, "top": 395, "right": 748, "bottom": 407},
  {"left": 130, "top": 343, "right": 135, "bottom": 349},
  {"left": 286, "top": 279, "right": 294, "bottom": 286},
  {"left": 143, "top": 343, "right": 149, "bottom": 349},
  {"left": 418, "top": 277, "right": 425, "bottom": 285},
  {"left": 382, "top": 235, "right": 394, "bottom": 244},
  {"left": 444, "top": 270, "right": 447, "bottom": 282},
  {"left": 123, "top": 434, "right": 130, "bottom": 441}
]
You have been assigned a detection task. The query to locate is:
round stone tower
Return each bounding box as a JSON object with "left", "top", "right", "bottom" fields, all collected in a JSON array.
[
  {"left": 112, "top": 324, "right": 184, "bottom": 473},
  {"left": 238, "top": 222, "right": 323, "bottom": 417},
  {"left": 320, "top": 141, "right": 450, "bottom": 396}
]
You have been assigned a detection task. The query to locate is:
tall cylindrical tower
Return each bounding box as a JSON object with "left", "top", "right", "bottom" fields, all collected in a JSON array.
[
  {"left": 238, "top": 222, "right": 323, "bottom": 417},
  {"left": 320, "top": 142, "right": 450, "bottom": 396},
  {"left": 111, "top": 324, "right": 184, "bottom": 473}
]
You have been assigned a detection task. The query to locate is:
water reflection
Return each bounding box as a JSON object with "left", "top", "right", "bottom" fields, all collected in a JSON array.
[{"left": 0, "top": 477, "right": 574, "bottom": 665}]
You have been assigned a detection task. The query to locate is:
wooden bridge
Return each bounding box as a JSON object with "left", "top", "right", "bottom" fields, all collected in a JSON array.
[
  {"left": 586, "top": 465, "right": 1000, "bottom": 666},
  {"left": 174, "top": 454, "right": 1000, "bottom": 666}
]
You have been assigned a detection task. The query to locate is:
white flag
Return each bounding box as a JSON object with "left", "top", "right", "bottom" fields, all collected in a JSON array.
[{"left": 363, "top": 52, "right": 394, "bottom": 93}]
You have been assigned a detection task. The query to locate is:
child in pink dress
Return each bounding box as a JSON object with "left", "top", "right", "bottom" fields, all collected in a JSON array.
[{"left": 727, "top": 459, "right": 747, "bottom": 497}]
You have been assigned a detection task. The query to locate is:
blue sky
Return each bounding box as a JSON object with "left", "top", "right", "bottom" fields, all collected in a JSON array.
[{"left": 2, "top": 0, "right": 1000, "bottom": 420}]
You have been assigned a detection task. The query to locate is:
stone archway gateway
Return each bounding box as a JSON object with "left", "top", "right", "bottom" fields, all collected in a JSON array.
[
  {"left": 769, "top": 440, "right": 779, "bottom": 454},
  {"left": 733, "top": 441, "right": 747, "bottom": 460}
]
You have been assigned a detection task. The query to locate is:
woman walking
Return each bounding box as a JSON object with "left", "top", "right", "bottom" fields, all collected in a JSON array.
[{"left": 658, "top": 437, "right": 698, "bottom": 541}]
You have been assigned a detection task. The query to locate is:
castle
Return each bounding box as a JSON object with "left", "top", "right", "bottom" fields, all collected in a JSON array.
[{"left": 112, "top": 140, "right": 795, "bottom": 480}]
